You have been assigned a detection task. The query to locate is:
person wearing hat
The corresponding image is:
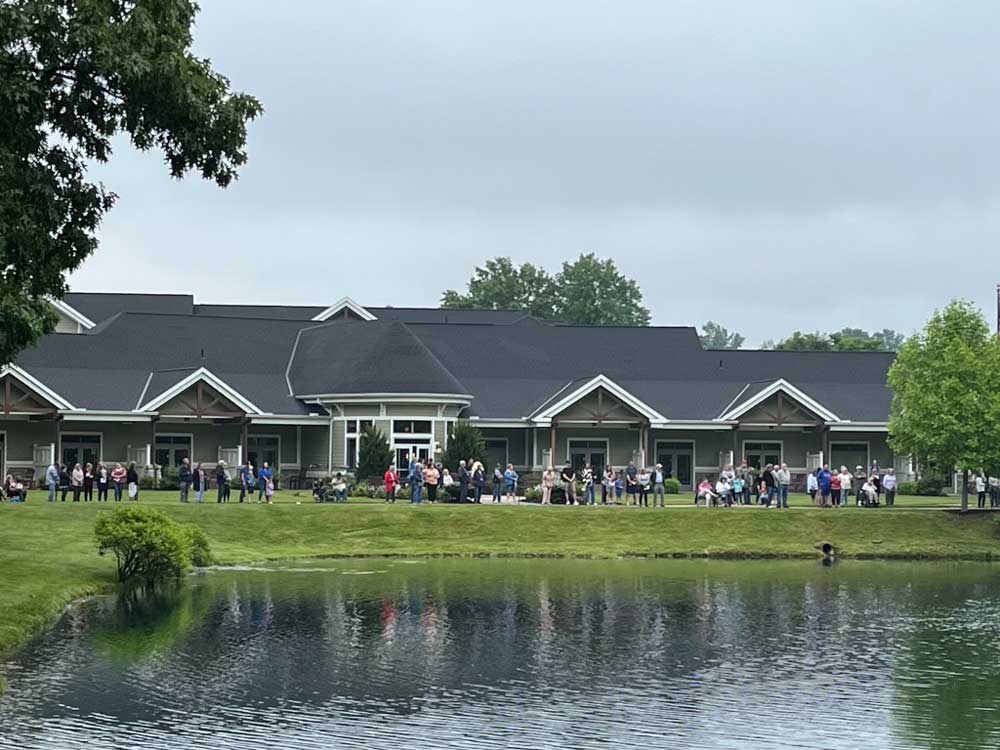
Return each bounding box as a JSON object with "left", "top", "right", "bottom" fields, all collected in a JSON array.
[
  {"left": 853, "top": 465, "right": 867, "bottom": 506},
  {"left": 651, "top": 463, "right": 667, "bottom": 507}
]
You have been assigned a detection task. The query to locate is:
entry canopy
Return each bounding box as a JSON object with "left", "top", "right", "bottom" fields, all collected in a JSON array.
[{"left": 717, "top": 379, "right": 841, "bottom": 424}]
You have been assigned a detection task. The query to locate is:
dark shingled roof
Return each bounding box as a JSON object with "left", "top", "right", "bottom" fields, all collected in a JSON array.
[
  {"left": 22, "top": 293, "right": 894, "bottom": 421},
  {"left": 288, "top": 320, "right": 470, "bottom": 397}
]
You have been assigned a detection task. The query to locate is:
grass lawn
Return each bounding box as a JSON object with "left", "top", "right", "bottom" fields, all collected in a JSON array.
[{"left": 1, "top": 489, "right": 996, "bottom": 660}]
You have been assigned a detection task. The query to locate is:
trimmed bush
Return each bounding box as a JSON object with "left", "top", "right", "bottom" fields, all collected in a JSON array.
[
  {"left": 95, "top": 506, "right": 202, "bottom": 583},
  {"left": 916, "top": 477, "right": 946, "bottom": 496},
  {"left": 663, "top": 478, "right": 682, "bottom": 494},
  {"left": 897, "top": 481, "right": 918, "bottom": 496},
  {"left": 184, "top": 524, "right": 214, "bottom": 567}
]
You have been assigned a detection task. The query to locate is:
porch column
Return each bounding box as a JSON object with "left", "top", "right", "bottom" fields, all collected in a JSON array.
[
  {"left": 732, "top": 426, "right": 739, "bottom": 463},
  {"left": 550, "top": 421, "right": 557, "bottom": 465}
]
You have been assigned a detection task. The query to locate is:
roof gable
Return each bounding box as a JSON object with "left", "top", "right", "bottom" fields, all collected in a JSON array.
[
  {"left": 0, "top": 364, "right": 76, "bottom": 411},
  {"left": 311, "top": 297, "right": 377, "bottom": 322},
  {"left": 719, "top": 379, "right": 840, "bottom": 422},
  {"left": 137, "top": 368, "right": 263, "bottom": 414},
  {"left": 531, "top": 375, "right": 668, "bottom": 425}
]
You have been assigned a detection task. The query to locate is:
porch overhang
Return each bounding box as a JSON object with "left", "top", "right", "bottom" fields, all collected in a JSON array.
[{"left": 530, "top": 374, "right": 668, "bottom": 426}]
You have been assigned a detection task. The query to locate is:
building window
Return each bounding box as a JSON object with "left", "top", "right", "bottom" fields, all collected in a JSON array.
[
  {"left": 61, "top": 433, "right": 102, "bottom": 468},
  {"left": 247, "top": 435, "right": 279, "bottom": 470},
  {"left": 345, "top": 420, "right": 374, "bottom": 469},
  {"left": 392, "top": 420, "right": 431, "bottom": 435},
  {"left": 567, "top": 439, "right": 608, "bottom": 473},
  {"left": 830, "top": 442, "right": 869, "bottom": 472},
  {"left": 743, "top": 441, "right": 782, "bottom": 470},
  {"left": 154, "top": 435, "right": 190, "bottom": 468}
]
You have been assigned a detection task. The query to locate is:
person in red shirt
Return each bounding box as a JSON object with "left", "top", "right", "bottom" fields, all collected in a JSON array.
[{"left": 384, "top": 464, "right": 398, "bottom": 504}]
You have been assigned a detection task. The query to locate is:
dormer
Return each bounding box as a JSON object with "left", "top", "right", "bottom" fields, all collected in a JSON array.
[{"left": 310, "top": 297, "right": 377, "bottom": 322}]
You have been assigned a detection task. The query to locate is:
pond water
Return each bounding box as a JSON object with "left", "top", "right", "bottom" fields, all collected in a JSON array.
[{"left": 2, "top": 559, "right": 1000, "bottom": 749}]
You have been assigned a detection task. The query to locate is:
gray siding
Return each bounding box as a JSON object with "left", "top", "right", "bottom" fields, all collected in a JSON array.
[{"left": 300, "top": 424, "right": 331, "bottom": 471}]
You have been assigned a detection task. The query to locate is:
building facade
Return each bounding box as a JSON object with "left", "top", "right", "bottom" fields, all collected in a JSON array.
[{"left": 0, "top": 293, "right": 906, "bottom": 489}]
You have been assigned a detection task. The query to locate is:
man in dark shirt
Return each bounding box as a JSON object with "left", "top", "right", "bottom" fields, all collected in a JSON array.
[
  {"left": 561, "top": 463, "right": 577, "bottom": 505},
  {"left": 457, "top": 460, "right": 470, "bottom": 502}
]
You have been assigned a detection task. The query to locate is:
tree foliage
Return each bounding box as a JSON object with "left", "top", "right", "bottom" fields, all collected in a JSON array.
[
  {"left": 699, "top": 321, "right": 744, "bottom": 350},
  {"left": 770, "top": 328, "right": 906, "bottom": 351},
  {"left": 442, "top": 253, "right": 650, "bottom": 326},
  {"left": 887, "top": 301, "right": 1000, "bottom": 511},
  {"left": 357, "top": 424, "right": 393, "bottom": 481},
  {"left": 0, "top": 0, "right": 262, "bottom": 363},
  {"left": 95, "top": 506, "right": 212, "bottom": 583},
  {"left": 443, "top": 420, "right": 488, "bottom": 471}
]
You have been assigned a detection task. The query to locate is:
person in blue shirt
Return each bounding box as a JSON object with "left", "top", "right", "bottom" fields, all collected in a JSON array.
[
  {"left": 257, "top": 462, "right": 273, "bottom": 503},
  {"left": 816, "top": 464, "right": 833, "bottom": 506},
  {"left": 238, "top": 462, "right": 253, "bottom": 503},
  {"left": 503, "top": 463, "right": 519, "bottom": 504},
  {"left": 45, "top": 462, "right": 60, "bottom": 502},
  {"left": 409, "top": 456, "right": 424, "bottom": 504}
]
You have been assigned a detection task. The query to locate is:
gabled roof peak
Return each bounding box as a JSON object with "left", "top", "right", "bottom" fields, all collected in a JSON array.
[{"left": 311, "top": 297, "right": 377, "bottom": 322}]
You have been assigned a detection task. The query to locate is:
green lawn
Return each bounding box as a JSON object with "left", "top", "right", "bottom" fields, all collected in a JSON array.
[{"left": 0, "top": 489, "right": 996, "bottom": 660}]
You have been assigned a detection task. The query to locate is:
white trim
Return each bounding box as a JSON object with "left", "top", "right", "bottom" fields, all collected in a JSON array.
[
  {"left": 531, "top": 375, "right": 668, "bottom": 425},
  {"left": 718, "top": 379, "right": 841, "bottom": 423},
  {"left": 829, "top": 440, "right": 871, "bottom": 471},
  {"left": 565, "top": 437, "right": 611, "bottom": 466},
  {"left": 827, "top": 422, "right": 888, "bottom": 433},
  {"left": 248, "top": 415, "right": 327, "bottom": 426},
  {"left": 60, "top": 410, "right": 153, "bottom": 423},
  {"left": 59, "top": 431, "right": 104, "bottom": 465},
  {"left": 310, "top": 297, "right": 377, "bottom": 322},
  {"left": 652, "top": 421, "right": 737, "bottom": 431},
  {"left": 0, "top": 430, "right": 5, "bottom": 479},
  {"left": 49, "top": 298, "right": 96, "bottom": 331},
  {"left": 0, "top": 365, "right": 76, "bottom": 410},
  {"left": 304, "top": 393, "right": 473, "bottom": 405},
  {"left": 741, "top": 439, "right": 784, "bottom": 467},
  {"left": 137, "top": 367, "right": 264, "bottom": 415},
  {"left": 468, "top": 418, "right": 530, "bottom": 428}
]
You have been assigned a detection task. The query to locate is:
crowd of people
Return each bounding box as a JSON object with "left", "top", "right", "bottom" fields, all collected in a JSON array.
[
  {"left": 38, "top": 461, "right": 141, "bottom": 502},
  {"left": 693, "top": 461, "right": 899, "bottom": 508}
]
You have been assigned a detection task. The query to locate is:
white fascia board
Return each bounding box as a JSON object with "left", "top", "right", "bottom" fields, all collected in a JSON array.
[
  {"left": 248, "top": 415, "right": 330, "bottom": 426},
  {"left": 48, "top": 298, "right": 96, "bottom": 330},
  {"left": 137, "top": 367, "right": 264, "bottom": 414},
  {"left": 0, "top": 364, "right": 76, "bottom": 410},
  {"left": 652, "top": 421, "right": 737, "bottom": 431},
  {"left": 60, "top": 410, "right": 154, "bottom": 422},
  {"left": 530, "top": 374, "right": 668, "bottom": 425},
  {"left": 310, "top": 297, "right": 377, "bottom": 322},
  {"left": 300, "top": 393, "right": 473, "bottom": 404},
  {"left": 718, "top": 378, "right": 841, "bottom": 422},
  {"left": 828, "top": 422, "right": 889, "bottom": 432}
]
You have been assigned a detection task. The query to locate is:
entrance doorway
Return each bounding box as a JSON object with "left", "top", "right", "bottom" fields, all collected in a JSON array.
[
  {"left": 654, "top": 441, "right": 694, "bottom": 489},
  {"left": 743, "top": 441, "right": 782, "bottom": 471},
  {"left": 567, "top": 439, "right": 607, "bottom": 475},
  {"left": 61, "top": 433, "right": 101, "bottom": 469}
]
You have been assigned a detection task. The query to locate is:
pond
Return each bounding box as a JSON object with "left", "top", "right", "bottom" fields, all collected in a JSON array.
[{"left": 2, "top": 559, "right": 1000, "bottom": 749}]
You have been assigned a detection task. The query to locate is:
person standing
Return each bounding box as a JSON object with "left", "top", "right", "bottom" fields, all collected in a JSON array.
[
  {"left": 977, "top": 474, "right": 988, "bottom": 509},
  {"left": 806, "top": 469, "right": 818, "bottom": 505},
  {"left": 503, "top": 463, "right": 519, "bottom": 504},
  {"left": 882, "top": 467, "right": 897, "bottom": 507},
  {"left": 603, "top": 465, "right": 615, "bottom": 505},
  {"left": 652, "top": 463, "right": 666, "bottom": 507},
  {"left": 471, "top": 461, "right": 486, "bottom": 503},
  {"left": 837, "top": 466, "right": 852, "bottom": 508},
  {"left": 776, "top": 463, "right": 791, "bottom": 508},
  {"left": 541, "top": 465, "right": 557, "bottom": 505},
  {"left": 110, "top": 462, "right": 127, "bottom": 501},
  {"left": 638, "top": 467, "right": 651, "bottom": 507},
  {"left": 126, "top": 461, "right": 140, "bottom": 501},
  {"left": 71, "top": 463, "right": 84, "bottom": 502},
  {"left": 216, "top": 461, "right": 231, "bottom": 503},
  {"left": 45, "top": 461, "right": 59, "bottom": 503},
  {"left": 193, "top": 463, "right": 206, "bottom": 503},
  {"left": 491, "top": 462, "right": 503, "bottom": 503},
  {"left": 83, "top": 462, "right": 94, "bottom": 502},
  {"left": 178, "top": 458, "right": 193, "bottom": 503},
  {"left": 96, "top": 462, "right": 109, "bottom": 502},
  {"left": 829, "top": 470, "right": 840, "bottom": 508},
  {"left": 625, "top": 461, "right": 639, "bottom": 505},
  {"left": 238, "top": 462, "right": 253, "bottom": 503},
  {"left": 761, "top": 463, "right": 776, "bottom": 507},
  {"left": 59, "top": 464, "right": 71, "bottom": 501},
  {"left": 581, "top": 463, "right": 595, "bottom": 505},
  {"left": 737, "top": 460, "right": 752, "bottom": 505},
  {"left": 384, "top": 463, "right": 398, "bottom": 503},
  {"left": 457, "top": 460, "right": 470, "bottom": 503},
  {"left": 816, "top": 464, "right": 832, "bottom": 507},
  {"left": 561, "top": 463, "right": 577, "bottom": 506},
  {"left": 423, "top": 461, "right": 440, "bottom": 503},
  {"left": 410, "top": 459, "right": 425, "bottom": 504},
  {"left": 853, "top": 466, "right": 867, "bottom": 506},
  {"left": 257, "top": 462, "right": 273, "bottom": 503}
]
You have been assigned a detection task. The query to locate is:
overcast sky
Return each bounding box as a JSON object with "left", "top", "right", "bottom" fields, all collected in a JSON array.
[{"left": 74, "top": 0, "right": 1000, "bottom": 344}]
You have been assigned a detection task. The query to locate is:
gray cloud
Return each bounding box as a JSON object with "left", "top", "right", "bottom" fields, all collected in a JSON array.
[{"left": 73, "top": 0, "right": 1000, "bottom": 343}]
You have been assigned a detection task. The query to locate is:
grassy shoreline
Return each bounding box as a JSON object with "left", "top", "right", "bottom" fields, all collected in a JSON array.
[{"left": 2, "top": 490, "right": 998, "bottom": 661}]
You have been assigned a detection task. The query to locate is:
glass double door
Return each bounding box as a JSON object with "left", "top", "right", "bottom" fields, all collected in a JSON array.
[
  {"left": 568, "top": 440, "right": 606, "bottom": 475},
  {"left": 655, "top": 441, "right": 693, "bottom": 489}
]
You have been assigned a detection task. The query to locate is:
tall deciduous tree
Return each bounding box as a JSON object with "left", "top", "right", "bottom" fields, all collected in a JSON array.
[
  {"left": 771, "top": 328, "right": 906, "bottom": 352},
  {"left": 699, "top": 321, "right": 745, "bottom": 350},
  {"left": 441, "top": 257, "right": 556, "bottom": 319},
  {"left": 443, "top": 253, "right": 651, "bottom": 326},
  {"left": 0, "top": 0, "right": 262, "bottom": 364},
  {"left": 887, "top": 301, "right": 1000, "bottom": 512},
  {"left": 551, "top": 253, "right": 650, "bottom": 326}
]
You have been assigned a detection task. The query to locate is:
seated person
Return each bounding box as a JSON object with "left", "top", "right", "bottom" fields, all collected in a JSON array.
[
  {"left": 861, "top": 478, "right": 879, "bottom": 506},
  {"left": 4, "top": 474, "right": 26, "bottom": 502},
  {"left": 715, "top": 477, "right": 732, "bottom": 507},
  {"left": 332, "top": 473, "right": 348, "bottom": 503},
  {"left": 696, "top": 478, "right": 718, "bottom": 507},
  {"left": 311, "top": 479, "right": 327, "bottom": 503}
]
